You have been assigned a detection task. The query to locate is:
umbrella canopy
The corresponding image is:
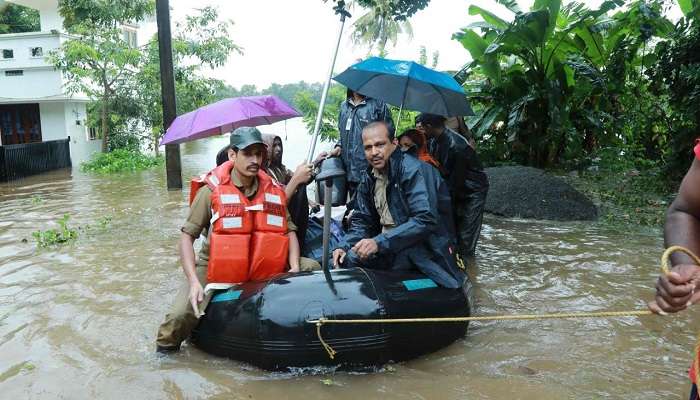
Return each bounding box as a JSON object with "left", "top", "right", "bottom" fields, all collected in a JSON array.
[
  {"left": 160, "top": 95, "right": 301, "bottom": 146},
  {"left": 333, "top": 57, "right": 473, "bottom": 117}
]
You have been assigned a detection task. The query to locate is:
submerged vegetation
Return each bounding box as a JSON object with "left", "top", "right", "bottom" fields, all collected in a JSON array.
[
  {"left": 80, "top": 149, "right": 163, "bottom": 173},
  {"left": 32, "top": 214, "right": 79, "bottom": 247}
]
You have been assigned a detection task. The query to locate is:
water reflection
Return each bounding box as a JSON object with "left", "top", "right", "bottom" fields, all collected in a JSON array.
[{"left": 0, "top": 118, "right": 697, "bottom": 399}]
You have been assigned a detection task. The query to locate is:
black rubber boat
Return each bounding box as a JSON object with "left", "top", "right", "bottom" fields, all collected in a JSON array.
[{"left": 191, "top": 267, "right": 473, "bottom": 371}]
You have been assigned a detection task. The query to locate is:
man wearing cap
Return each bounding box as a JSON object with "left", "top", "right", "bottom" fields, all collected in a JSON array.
[
  {"left": 155, "top": 127, "right": 319, "bottom": 353},
  {"left": 415, "top": 113, "right": 489, "bottom": 258}
]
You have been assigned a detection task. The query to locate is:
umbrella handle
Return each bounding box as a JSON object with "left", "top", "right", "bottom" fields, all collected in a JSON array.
[{"left": 306, "top": 6, "right": 349, "bottom": 164}]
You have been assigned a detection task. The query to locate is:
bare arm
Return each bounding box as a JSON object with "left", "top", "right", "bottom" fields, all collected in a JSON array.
[
  {"left": 288, "top": 231, "right": 301, "bottom": 272},
  {"left": 650, "top": 159, "right": 700, "bottom": 314},
  {"left": 179, "top": 231, "right": 205, "bottom": 316},
  {"left": 284, "top": 164, "right": 313, "bottom": 202},
  {"left": 665, "top": 159, "right": 700, "bottom": 264}
]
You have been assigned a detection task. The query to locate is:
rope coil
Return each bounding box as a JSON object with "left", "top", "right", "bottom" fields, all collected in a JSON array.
[{"left": 310, "top": 246, "right": 700, "bottom": 361}]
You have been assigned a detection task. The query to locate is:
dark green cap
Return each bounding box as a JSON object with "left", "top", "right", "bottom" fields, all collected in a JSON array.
[{"left": 230, "top": 127, "right": 266, "bottom": 150}]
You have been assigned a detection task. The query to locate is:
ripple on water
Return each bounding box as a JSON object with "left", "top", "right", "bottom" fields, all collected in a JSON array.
[{"left": 0, "top": 132, "right": 694, "bottom": 399}]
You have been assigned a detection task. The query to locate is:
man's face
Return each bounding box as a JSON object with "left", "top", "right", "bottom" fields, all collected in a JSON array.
[
  {"left": 229, "top": 143, "right": 265, "bottom": 179},
  {"left": 415, "top": 121, "right": 427, "bottom": 136},
  {"left": 362, "top": 125, "right": 395, "bottom": 171},
  {"left": 271, "top": 138, "right": 283, "bottom": 163}
]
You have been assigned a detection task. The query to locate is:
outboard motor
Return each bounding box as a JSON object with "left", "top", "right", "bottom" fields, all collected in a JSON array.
[{"left": 315, "top": 156, "right": 347, "bottom": 207}]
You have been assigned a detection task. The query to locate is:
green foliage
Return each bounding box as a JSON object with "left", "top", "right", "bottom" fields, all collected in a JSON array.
[
  {"left": 58, "top": 0, "right": 154, "bottom": 30},
  {"left": 52, "top": 5, "right": 240, "bottom": 154},
  {"left": 648, "top": 17, "right": 700, "bottom": 182},
  {"left": 134, "top": 6, "right": 241, "bottom": 152},
  {"left": 326, "top": 0, "right": 429, "bottom": 21},
  {"left": 456, "top": 0, "right": 673, "bottom": 170},
  {"left": 33, "top": 214, "right": 78, "bottom": 247},
  {"left": 0, "top": 3, "right": 39, "bottom": 33},
  {"left": 349, "top": 0, "right": 414, "bottom": 56},
  {"left": 80, "top": 149, "right": 163, "bottom": 173},
  {"left": 294, "top": 85, "right": 347, "bottom": 141},
  {"left": 216, "top": 81, "right": 324, "bottom": 109}
]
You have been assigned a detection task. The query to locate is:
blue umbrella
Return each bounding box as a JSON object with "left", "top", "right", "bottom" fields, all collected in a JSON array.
[{"left": 332, "top": 57, "right": 474, "bottom": 117}]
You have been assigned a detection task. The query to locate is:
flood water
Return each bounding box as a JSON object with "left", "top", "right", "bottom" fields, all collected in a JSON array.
[{"left": 1, "top": 118, "right": 698, "bottom": 399}]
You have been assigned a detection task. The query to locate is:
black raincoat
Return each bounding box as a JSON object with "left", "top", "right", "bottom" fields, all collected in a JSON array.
[
  {"left": 338, "top": 148, "right": 465, "bottom": 289},
  {"left": 337, "top": 95, "right": 395, "bottom": 184},
  {"left": 428, "top": 127, "right": 489, "bottom": 256}
]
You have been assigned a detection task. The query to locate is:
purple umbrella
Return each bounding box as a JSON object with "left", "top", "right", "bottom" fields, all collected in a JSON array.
[{"left": 160, "top": 95, "right": 301, "bottom": 145}]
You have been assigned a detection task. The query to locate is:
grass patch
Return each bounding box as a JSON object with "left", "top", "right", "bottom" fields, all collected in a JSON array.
[
  {"left": 81, "top": 149, "right": 163, "bottom": 173},
  {"left": 562, "top": 166, "right": 675, "bottom": 227}
]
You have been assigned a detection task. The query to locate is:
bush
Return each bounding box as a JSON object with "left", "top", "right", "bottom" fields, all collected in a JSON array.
[{"left": 81, "top": 149, "right": 163, "bottom": 173}]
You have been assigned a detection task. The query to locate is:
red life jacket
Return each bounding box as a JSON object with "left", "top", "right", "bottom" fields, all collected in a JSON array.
[{"left": 189, "top": 161, "right": 289, "bottom": 283}]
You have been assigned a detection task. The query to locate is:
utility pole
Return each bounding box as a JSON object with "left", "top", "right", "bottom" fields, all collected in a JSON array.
[{"left": 156, "top": 0, "right": 182, "bottom": 190}]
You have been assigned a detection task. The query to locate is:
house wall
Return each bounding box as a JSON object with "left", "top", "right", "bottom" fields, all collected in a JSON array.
[
  {"left": 63, "top": 102, "right": 100, "bottom": 164},
  {"left": 38, "top": 102, "right": 64, "bottom": 141}
]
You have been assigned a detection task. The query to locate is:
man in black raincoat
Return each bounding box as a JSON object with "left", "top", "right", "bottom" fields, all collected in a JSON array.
[
  {"left": 329, "top": 89, "right": 395, "bottom": 208},
  {"left": 416, "top": 113, "right": 489, "bottom": 258},
  {"left": 331, "top": 121, "right": 465, "bottom": 289}
]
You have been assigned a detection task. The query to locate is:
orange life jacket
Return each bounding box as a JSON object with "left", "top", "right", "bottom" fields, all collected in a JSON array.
[{"left": 189, "top": 161, "right": 289, "bottom": 284}]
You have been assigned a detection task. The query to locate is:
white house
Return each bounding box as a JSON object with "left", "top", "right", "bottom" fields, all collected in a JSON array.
[{"left": 0, "top": 0, "right": 106, "bottom": 167}]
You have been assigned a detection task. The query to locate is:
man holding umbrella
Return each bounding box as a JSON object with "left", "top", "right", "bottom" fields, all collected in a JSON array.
[{"left": 329, "top": 88, "right": 395, "bottom": 207}]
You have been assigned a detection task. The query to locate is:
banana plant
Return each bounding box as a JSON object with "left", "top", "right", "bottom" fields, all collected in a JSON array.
[{"left": 453, "top": 0, "right": 671, "bottom": 167}]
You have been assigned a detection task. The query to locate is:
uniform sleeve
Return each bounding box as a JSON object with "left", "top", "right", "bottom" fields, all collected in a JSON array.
[
  {"left": 181, "top": 187, "right": 212, "bottom": 238},
  {"left": 286, "top": 207, "right": 297, "bottom": 233}
]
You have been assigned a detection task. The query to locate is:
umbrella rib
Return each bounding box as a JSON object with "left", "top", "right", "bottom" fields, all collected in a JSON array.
[{"left": 431, "top": 82, "right": 452, "bottom": 116}]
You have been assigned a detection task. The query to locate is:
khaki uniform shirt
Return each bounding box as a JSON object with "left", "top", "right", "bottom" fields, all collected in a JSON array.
[
  {"left": 372, "top": 168, "right": 395, "bottom": 232},
  {"left": 181, "top": 172, "right": 296, "bottom": 266}
]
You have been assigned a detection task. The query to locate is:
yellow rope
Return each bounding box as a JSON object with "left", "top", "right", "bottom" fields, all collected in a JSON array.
[
  {"left": 310, "top": 246, "right": 700, "bottom": 361},
  {"left": 660, "top": 246, "right": 700, "bottom": 385}
]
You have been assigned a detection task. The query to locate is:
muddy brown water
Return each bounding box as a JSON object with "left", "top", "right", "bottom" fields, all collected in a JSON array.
[{"left": 1, "top": 131, "right": 699, "bottom": 399}]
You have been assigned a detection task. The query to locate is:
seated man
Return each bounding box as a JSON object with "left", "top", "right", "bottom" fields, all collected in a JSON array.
[
  {"left": 156, "top": 127, "right": 318, "bottom": 353},
  {"left": 331, "top": 121, "right": 465, "bottom": 289}
]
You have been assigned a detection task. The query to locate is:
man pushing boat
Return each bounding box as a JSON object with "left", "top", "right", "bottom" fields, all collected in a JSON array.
[
  {"left": 156, "top": 127, "right": 319, "bottom": 353},
  {"left": 331, "top": 121, "right": 465, "bottom": 288}
]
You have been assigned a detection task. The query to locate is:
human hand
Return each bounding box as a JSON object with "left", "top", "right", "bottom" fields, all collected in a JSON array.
[
  {"left": 291, "top": 163, "right": 314, "bottom": 184},
  {"left": 352, "top": 239, "right": 378, "bottom": 260},
  {"left": 329, "top": 147, "right": 341, "bottom": 157},
  {"left": 648, "top": 264, "right": 700, "bottom": 314},
  {"left": 313, "top": 151, "right": 329, "bottom": 164},
  {"left": 332, "top": 248, "right": 346, "bottom": 268},
  {"left": 188, "top": 279, "right": 205, "bottom": 318}
]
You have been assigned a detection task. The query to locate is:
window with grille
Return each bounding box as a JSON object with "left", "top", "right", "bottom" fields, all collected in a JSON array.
[
  {"left": 30, "top": 47, "right": 43, "bottom": 57},
  {"left": 5, "top": 70, "right": 23, "bottom": 76},
  {"left": 1, "top": 49, "right": 14, "bottom": 59}
]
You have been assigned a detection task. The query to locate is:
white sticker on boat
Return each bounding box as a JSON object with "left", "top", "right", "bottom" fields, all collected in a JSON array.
[
  {"left": 264, "top": 193, "right": 282, "bottom": 204},
  {"left": 220, "top": 194, "right": 240, "bottom": 204},
  {"left": 222, "top": 217, "right": 242, "bottom": 229},
  {"left": 267, "top": 214, "right": 284, "bottom": 227}
]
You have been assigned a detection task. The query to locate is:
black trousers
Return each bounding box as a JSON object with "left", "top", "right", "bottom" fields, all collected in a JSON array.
[{"left": 454, "top": 190, "right": 488, "bottom": 257}]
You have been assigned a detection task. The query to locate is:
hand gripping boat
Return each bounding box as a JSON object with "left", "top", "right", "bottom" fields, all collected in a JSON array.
[{"left": 190, "top": 268, "right": 473, "bottom": 371}]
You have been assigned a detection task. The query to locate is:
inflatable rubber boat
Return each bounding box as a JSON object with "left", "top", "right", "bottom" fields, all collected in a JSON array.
[{"left": 191, "top": 267, "right": 473, "bottom": 371}]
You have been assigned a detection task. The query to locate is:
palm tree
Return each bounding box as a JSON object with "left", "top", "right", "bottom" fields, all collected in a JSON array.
[{"left": 349, "top": 0, "right": 414, "bottom": 57}]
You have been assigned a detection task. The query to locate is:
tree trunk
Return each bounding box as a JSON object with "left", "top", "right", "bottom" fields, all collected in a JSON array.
[{"left": 101, "top": 97, "right": 109, "bottom": 153}]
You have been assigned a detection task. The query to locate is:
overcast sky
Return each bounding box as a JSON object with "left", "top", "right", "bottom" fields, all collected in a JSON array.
[
  {"left": 139, "top": 0, "right": 536, "bottom": 89},
  {"left": 139, "top": 0, "right": 680, "bottom": 90}
]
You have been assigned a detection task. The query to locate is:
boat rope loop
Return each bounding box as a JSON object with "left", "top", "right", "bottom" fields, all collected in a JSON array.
[{"left": 310, "top": 246, "right": 700, "bottom": 361}]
